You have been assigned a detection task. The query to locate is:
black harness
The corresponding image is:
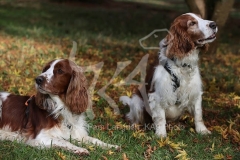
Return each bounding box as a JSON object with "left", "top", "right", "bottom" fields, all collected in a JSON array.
[
  {"left": 164, "top": 61, "right": 180, "bottom": 92},
  {"left": 24, "top": 95, "right": 35, "bottom": 128},
  {"left": 163, "top": 60, "right": 192, "bottom": 92}
]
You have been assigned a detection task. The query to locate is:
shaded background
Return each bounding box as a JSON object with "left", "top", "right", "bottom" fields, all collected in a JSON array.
[{"left": 0, "top": 0, "right": 239, "bottom": 159}]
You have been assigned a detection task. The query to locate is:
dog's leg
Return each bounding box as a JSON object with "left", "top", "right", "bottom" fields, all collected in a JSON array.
[
  {"left": 148, "top": 93, "right": 167, "bottom": 137},
  {"left": 193, "top": 95, "right": 211, "bottom": 134},
  {"left": 80, "top": 136, "right": 119, "bottom": 150},
  {"left": 27, "top": 135, "right": 89, "bottom": 156},
  {"left": 0, "top": 130, "right": 25, "bottom": 142},
  {"left": 0, "top": 130, "right": 89, "bottom": 156}
]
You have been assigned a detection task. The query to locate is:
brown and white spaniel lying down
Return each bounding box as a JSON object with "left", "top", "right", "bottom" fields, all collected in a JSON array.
[
  {"left": 0, "top": 59, "right": 118, "bottom": 156},
  {"left": 120, "top": 13, "right": 218, "bottom": 137}
]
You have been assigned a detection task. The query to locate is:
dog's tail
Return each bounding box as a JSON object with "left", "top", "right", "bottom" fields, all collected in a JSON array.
[
  {"left": 119, "top": 95, "right": 145, "bottom": 125},
  {"left": 119, "top": 96, "right": 131, "bottom": 106}
]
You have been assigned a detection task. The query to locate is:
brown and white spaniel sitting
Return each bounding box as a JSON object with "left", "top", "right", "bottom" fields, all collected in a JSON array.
[
  {"left": 120, "top": 13, "right": 218, "bottom": 137},
  {"left": 0, "top": 59, "right": 118, "bottom": 156}
]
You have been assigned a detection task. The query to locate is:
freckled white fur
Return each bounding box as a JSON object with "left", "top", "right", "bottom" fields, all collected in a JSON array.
[
  {"left": 32, "top": 95, "right": 118, "bottom": 153},
  {"left": 25, "top": 95, "right": 90, "bottom": 154},
  {"left": 120, "top": 13, "right": 213, "bottom": 137},
  {"left": 0, "top": 94, "right": 119, "bottom": 155},
  {"left": 49, "top": 94, "right": 65, "bottom": 118},
  {"left": 120, "top": 46, "right": 210, "bottom": 137},
  {"left": 40, "top": 59, "right": 62, "bottom": 83},
  {"left": 48, "top": 95, "right": 89, "bottom": 139}
]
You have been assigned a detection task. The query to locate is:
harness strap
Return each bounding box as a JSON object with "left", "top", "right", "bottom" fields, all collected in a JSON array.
[
  {"left": 24, "top": 95, "right": 35, "bottom": 128},
  {"left": 164, "top": 62, "right": 180, "bottom": 92}
]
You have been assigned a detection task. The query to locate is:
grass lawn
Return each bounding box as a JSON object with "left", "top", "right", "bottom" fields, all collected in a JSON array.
[{"left": 0, "top": 0, "right": 239, "bottom": 159}]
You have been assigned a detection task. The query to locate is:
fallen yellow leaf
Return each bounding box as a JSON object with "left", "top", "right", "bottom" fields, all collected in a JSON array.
[
  {"left": 189, "top": 128, "right": 195, "bottom": 133},
  {"left": 56, "top": 151, "right": 66, "bottom": 160},
  {"left": 104, "top": 107, "right": 117, "bottom": 119},
  {"left": 107, "top": 150, "right": 114, "bottom": 155},
  {"left": 132, "top": 130, "right": 145, "bottom": 139},
  {"left": 123, "top": 153, "right": 129, "bottom": 160},
  {"left": 126, "top": 91, "right": 132, "bottom": 97},
  {"left": 210, "top": 143, "right": 215, "bottom": 152},
  {"left": 213, "top": 153, "right": 224, "bottom": 159},
  {"left": 157, "top": 137, "right": 169, "bottom": 148},
  {"left": 88, "top": 145, "right": 95, "bottom": 151},
  {"left": 175, "top": 150, "right": 189, "bottom": 160}
]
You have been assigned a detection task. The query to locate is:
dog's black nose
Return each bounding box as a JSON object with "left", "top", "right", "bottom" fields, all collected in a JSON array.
[
  {"left": 209, "top": 22, "right": 217, "bottom": 29},
  {"left": 35, "top": 76, "right": 44, "bottom": 85}
]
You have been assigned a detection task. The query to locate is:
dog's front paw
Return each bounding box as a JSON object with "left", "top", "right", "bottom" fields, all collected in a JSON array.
[
  {"left": 148, "top": 94, "right": 156, "bottom": 110},
  {"left": 156, "top": 132, "right": 167, "bottom": 138},
  {"left": 196, "top": 123, "right": 211, "bottom": 135},
  {"left": 74, "top": 148, "right": 90, "bottom": 156},
  {"left": 155, "top": 127, "right": 167, "bottom": 138},
  {"left": 196, "top": 128, "right": 211, "bottom": 135},
  {"left": 113, "top": 145, "right": 121, "bottom": 152}
]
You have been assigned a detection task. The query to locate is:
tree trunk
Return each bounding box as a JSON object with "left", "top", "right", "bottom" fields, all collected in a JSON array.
[
  {"left": 185, "top": 0, "right": 206, "bottom": 18},
  {"left": 208, "top": 0, "right": 235, "bottom": 54}
]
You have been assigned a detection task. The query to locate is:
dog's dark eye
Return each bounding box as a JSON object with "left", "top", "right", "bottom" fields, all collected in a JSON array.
[
  {"left": 189, "top": 21, "right": 196, "bottom": 26},
  {"left": 57, "top": 69, "right": 64, "bottom": 74}
]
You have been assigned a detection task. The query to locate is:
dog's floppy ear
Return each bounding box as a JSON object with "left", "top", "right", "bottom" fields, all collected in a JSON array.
[
  {"left": 35, "top": 92, "right": 56, "bottom": 112},
  {"left": 65, "top": 64, "right": 88, "bottom": 114},
  {"left": 35, "top": 91, "right": 47, "bottom": 109},
  {"left": 165, "top": 16, "right": 195, "bottom": 59},
  {"left": 35, "top": 91, "right": 48, "bottom": 109}
]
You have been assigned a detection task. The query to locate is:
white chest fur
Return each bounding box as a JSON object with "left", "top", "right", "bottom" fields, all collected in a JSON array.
[
  {"left": 46, "top": 95, "right": 88, "bottom": 140},
  {"left": 151, "top": 50, "right": 202, "bottom": 121}
]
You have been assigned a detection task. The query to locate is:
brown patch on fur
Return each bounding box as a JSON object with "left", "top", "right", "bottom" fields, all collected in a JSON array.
[
  {"left": 43, "top": 59, "right": 72, "bottom": 95},
  {"left": 41, "top": 60, "right": 54, "bottom": 73},
  {"left": 65, "top": 60, "right": 88, "bottom": 114},
  {"left": 165, "top": 15, "right": 195, "bottom": 59},
  {"left": 37, "top": 59, "right": 88, "bottom": 114},
  {"left": 35, "top": 91, "right": 49, "bottom": 110},
  {"left": 165, "top": 14, "right": 207, "bottom": 59},
  {"left": 0, "top": 94, "right": 58, "bottom": 139},
  {"left": 24, "top": 96, "right": 59, "bottom": 138},
  {"left": 0, "top": 95, "right": 29, "bottom": 131}
]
